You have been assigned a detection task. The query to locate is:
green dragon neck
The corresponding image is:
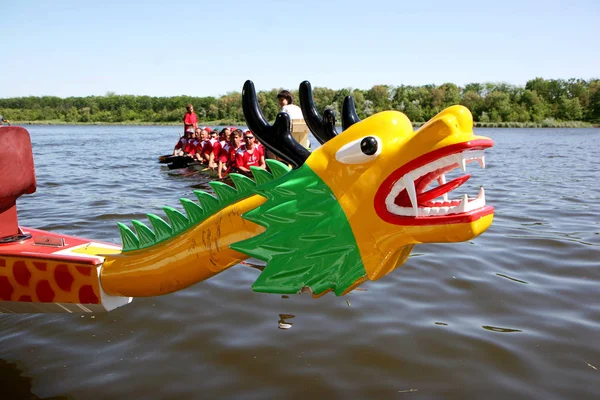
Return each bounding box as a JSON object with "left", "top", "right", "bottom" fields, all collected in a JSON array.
[{"left": 230, "top": 164, "right": 366, "bottom": 296}]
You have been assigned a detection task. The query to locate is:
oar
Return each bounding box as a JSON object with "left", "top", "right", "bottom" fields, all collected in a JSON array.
[
  {"left": 158, "top": 154, "right": 175, "bottom": 163},
  {"left": 167, "top": 158, "right": 196, "bottom": 170},
  {"left": 183, "top": 166, "right": 211, "bottom": 177}
]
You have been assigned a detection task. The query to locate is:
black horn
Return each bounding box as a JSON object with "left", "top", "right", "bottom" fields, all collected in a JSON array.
[
  {"left": 299, "top": 80, "right": 338, "bottom": 144},
  {"left": 242, "top": 80, "right": 310, "bottom": 168},
  {"left": 342, "top": 95, "right": 361, "bottom": 131}
]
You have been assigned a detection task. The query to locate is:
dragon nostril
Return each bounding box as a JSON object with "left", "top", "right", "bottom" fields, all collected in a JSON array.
[{"left": 361, "top": 137, "right": 378, "bottom": 155}]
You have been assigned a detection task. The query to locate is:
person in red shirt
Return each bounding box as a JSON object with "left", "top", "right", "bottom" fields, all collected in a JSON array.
[
  {"left": 217, "top": 129, "right": 244, "bottom": 179},
  {"left": 173, "top": 130, "right": 192, "bottom": 156},
  {"left": 219, "top": 128, "right": 230, "bottom": 147},
  {"left": 235, "top": 131, "right": 266, "bottom": 174},
  {"left": 186, "top": 128, "right": 202, "bottom": 158},
  {"left": 198, "top": 128, "right": 213, "bottom": 164},
  {"left": 246, "top": 130, "right": 264, "bottom": 154},
  {"left": 184, "top": 129, "right": 199, "bottom": 156},
  {"left": 207, "top": 129, "right": 222, "bottom": 169},
  {"left": 183, "top": 104, "right": 198, "bottom": 136}
]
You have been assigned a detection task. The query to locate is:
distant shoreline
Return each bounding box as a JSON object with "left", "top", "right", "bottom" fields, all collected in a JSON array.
[{"left": 10, "top": 120, "right": 597, "bottom": 128}]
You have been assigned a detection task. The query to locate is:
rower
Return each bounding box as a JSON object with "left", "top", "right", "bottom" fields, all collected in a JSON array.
[
  {"left": 207, "top": 129, "right": 222, "bottom": 169},
  {"left": 173, "top": 130, "right": 192, "bottom": 156},
  {"left": 235, "top": 131, "right": 266, "bottom": 175}
]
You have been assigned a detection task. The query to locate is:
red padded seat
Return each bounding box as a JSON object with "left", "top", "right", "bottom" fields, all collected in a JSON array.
[{"left": 0, "top": 126, "right": 37, "bottom": 238}]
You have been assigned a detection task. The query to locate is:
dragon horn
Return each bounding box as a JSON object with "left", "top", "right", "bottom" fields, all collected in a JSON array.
[
  {"left": 342, "top": 95, "right": 361, "bottom": 131},
  {"left": 271, "top": 111, "right": 311, "bottom": 168},
  {"left": 299, "top": 80, "right": 338, "bottom": 144},
  {"left": 242, "top": 80, "right": 310, "bottom": 168}
]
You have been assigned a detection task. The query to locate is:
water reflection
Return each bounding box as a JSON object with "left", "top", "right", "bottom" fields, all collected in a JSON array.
[
  {"left": 496, "top": 273, "right": 529, "bottom": 285},
  {"left": 482, "top": 325, "right": 522, "bottom": 333},
  {"left": 278, "top": 314, "right": 295, "bottom": 330}
]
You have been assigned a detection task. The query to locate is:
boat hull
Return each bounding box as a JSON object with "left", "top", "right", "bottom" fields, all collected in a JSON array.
[{"left": 0, "top": 227, "right": 131, "bottom": 313}]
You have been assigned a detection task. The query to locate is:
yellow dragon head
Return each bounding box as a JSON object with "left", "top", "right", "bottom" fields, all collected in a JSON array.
[
  {"left": 240, "top": 81, "right": 494, "bottom": 290},
  {"left": 306, "top": 100, "right": 493, "bottom": 281}
]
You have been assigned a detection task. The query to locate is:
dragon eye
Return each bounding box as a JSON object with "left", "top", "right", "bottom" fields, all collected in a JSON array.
[
  {"left": 360, "top": 137, "right": 378, "bottom": 155},
  {"left": 335, "top": 136, "right": 382, "bottom": 164}
]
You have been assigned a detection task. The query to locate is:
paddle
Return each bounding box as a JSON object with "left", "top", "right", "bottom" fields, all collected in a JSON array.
[
  {"left": 167, "top": 158, "right": 196, "bottom": 170},
  {"left": 182, "top": 167, "right": 211, "bottom": 177},
  {"left": 158, "top": 154, "right": 176, "bottom": 163}
]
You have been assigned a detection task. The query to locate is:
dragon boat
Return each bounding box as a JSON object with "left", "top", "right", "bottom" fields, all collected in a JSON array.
[{"left": 0, "top": 80, "right": 494, "bottom": 313}]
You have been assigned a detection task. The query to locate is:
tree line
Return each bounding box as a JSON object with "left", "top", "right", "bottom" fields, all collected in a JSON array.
[{"left": 1, "top": 77, "right": 599, "bottom": 125}]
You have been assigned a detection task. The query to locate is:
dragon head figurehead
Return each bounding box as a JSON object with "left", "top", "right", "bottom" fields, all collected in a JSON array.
[
  {"left": 306, "top": 102, "right": 493, "bottom": 281},
  {"left": 233, "top": 80, "right": 494, "bottom": 296}
]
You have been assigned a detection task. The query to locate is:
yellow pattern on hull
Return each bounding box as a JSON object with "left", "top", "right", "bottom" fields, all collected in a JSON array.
[{"left": 0, "top": 256, "right": 103, "bottom": 305}]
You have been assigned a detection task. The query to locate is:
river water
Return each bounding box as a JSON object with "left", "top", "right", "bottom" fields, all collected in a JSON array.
[{"left": 1, "top": 125, "right": 599, "bottom": 399}]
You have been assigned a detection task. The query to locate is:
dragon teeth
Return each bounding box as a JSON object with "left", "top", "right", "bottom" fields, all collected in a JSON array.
[
  {"left": 459, "top": 156, "right": 467, "bottom": 172},
  {"left": 401, "top": 174, "right": 418, "bottom": 215},
  {"left": 385, "top": 150, "right": 487, "bottom": 217},
  {"left": 437, "top": 174, "right": 448, "bottom": 201},
  {"left": 477, "top": 156, "right": 486, "bottom": 169},
  {"left": 458, "top": 194, "right": 469, "bottom": 213}
]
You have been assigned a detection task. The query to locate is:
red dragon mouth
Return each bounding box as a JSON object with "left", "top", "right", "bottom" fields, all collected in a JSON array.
[{"left": 374, "top": 139, "right": 494, "bottom": 226}]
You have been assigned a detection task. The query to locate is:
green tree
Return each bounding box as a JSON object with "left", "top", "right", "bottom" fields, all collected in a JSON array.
[
  {"left": 1, "top": 77, "right": 597, "bottom": 125},
  {"left": 403, "top": 101, "right": 424, "bottom": 122},
  {"left": 461, "top": 91, "right": 484, "bottom": 119},
  {"left": 351, "top": 89, "right": 366, "bottom": 119},
  {"left": 557, "top": 95, "right": 583, "bottom": 120},
  {"left": 312, "top": 87, "right": 336, "bottom": 115},
  {"left": 64, "top": 106, "right": 80, "bottom": 123},
  {"left": 586, "top": 80, "right": 600, "bottom": 121},
  {"left": 365, "top": 85, "right": 391, "bottom": 113},
  {"left": 463, "top": 83, "right": 485, "bottom": 97},
  {"left": 485, "top": 91, "right": 512, "bottom": 122}
]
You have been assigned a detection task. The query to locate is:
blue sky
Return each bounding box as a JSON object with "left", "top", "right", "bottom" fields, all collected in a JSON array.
[{"left": 1, "top": 0, "right": 598, "bottom": 98}]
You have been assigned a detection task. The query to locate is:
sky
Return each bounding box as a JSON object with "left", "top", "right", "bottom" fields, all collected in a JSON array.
[{"left": 1, "top": 0, "right": 599, "bottom": 98}]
